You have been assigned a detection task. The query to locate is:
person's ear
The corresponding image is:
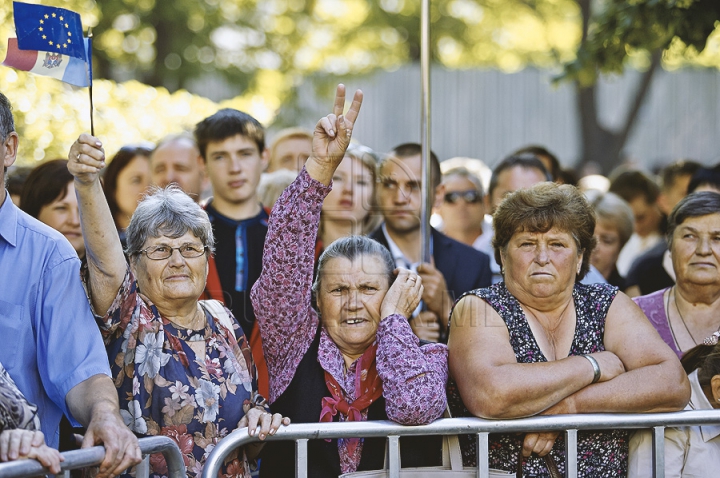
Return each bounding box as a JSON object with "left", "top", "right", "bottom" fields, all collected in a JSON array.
[
  {"left": 260, "top": 148, "right": 270, "bottom": 172},
  {"left": 711, "top": 375, "right": 720, "bottom": 405},
  {"left": 577, "top": 251, "right": 584, "bottom": 275},
  {"left": 2, "top": 131, "right": 18, "bottom": 169},
  {"left": 433, "top": 184, "right": 445, "bottom": 209}
]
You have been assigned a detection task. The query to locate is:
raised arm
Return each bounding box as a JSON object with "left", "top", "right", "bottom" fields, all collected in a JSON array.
[
  {"left": 448, "top": 295, "right": 626, "bottom": 419},
  {"left": 67, "top": 134, "right": 127, "bottom": 316},
  {"left": 250, "top": 84, "right": 363, "bottom": 400},
  {"left": 545, "top": 293, "right": 690, "bottom": 415}
]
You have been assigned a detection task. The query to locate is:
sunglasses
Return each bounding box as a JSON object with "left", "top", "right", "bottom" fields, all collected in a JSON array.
[{"left": 444, "top": 190, "right": 482, "bottom": 204}]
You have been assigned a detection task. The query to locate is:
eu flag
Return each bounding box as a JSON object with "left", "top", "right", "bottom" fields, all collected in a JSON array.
[{"left": 13, "top": 1, "right": 86, "bottom": 62}]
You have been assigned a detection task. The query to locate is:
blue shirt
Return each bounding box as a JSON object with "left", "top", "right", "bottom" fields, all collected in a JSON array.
[{"left": 0, "top": 192, "right": 110, "bottom": 448}]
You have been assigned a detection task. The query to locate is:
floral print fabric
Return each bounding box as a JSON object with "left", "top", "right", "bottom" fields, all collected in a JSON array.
[
  {"left": 90, "top": 268, "right": 265, "bottom": 478},
  {"left": 0, "top": 362, "right": 40, "bottom": 432},
  {"left": 251, "top": 167, "right": 449, "bottom": 474},
  {"left": 448, "top": 281, "right": 629, "bottom": 477}
]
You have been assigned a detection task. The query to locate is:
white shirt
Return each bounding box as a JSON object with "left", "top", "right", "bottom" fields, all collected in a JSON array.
[
  {"left": 475, "top": 215, "right": 502, "bottom": 284},
  {"left": 628, "top": 370, "right": 720, "bottom": 478}
]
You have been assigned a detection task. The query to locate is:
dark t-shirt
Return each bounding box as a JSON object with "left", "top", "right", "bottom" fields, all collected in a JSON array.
[
  {"left": 206, "top": 202, "right": 268, "bottom": 338},
  {"left": 624, "top": 240, "right": 673, "bottom": 295}
]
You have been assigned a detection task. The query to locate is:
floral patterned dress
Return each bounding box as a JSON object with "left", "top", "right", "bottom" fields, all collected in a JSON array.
[
  {"left": 448, "top": 281, "right": 629, "bottom": 477},
  {"left": 88, "top": 268, "right": 267, "bottom": 478}
]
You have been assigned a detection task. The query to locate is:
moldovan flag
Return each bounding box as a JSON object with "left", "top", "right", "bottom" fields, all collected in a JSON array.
[{"left": 2, "top": 2, "right": 89, "bottom": 87}]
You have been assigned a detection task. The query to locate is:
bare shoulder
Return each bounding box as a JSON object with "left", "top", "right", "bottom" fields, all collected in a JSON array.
[
  {"left": 450, "top": 294, "right": 506, "bottom": 331},
  {"left": 604, "top": 290, "right": 676, "bottom": 368}
]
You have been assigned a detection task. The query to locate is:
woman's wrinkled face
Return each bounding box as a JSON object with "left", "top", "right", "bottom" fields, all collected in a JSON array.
[
  {"left": 130, "top": 231, "right": 209, "bottom": 305},
  {"left": 591, "top": 220, "right": 622, "bottom": 276},
  {"left": 316, "top": 254, "right": 389, "bottom": 357},
  {"left": 501, "top": 227, "right": 582, "bottom": 300},
  {"left": 322, "top": 156, "right": 374, "bottom": 225},
  {"left": 671, "top": 213, "right": 720, "bottom": 287},
  {"left": 37, "top": 182, "right": 84, "bottom": 257},
  {"left": 115, "top": 155, "right": 151, "bottom": 219}
]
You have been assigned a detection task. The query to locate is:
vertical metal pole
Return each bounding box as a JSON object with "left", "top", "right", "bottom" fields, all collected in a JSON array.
[
  {"left": 135, "top": 455, "right": 150, "bottom": 478},
  {"left": 652, "top": 426, "right": 665, "bottom": 478},
  {"left": 419, "top": 0, "right": 432, "bottom": 264},
  {"left": 476, "top": 432, "right": 489, "bottom": 478},
  {"left": 388, "top": 435, "right": 401, "bottom": 478},
  {"left": 565, "top": 429, "right": 578, "bottom": 478},
  {"left": 295, "top": 439, "right": 308, "bottom": 478}
]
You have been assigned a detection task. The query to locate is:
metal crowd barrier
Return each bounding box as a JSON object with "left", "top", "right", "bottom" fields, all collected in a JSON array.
[
  {"left": 202, "top": 410, "right": 720, "bottom": 478},
  {"left": 0, "top": 436, "right": 186, "bottom": 478}
]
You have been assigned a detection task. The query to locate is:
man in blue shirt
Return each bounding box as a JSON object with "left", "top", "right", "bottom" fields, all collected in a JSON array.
[{"left": 0, "top": 91, "right": 140, "bottom": 477}]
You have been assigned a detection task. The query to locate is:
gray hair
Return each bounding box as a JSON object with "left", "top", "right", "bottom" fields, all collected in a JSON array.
[
  {"left": 0, "top": 91, "right": 15, "bottom": 179},
  {"left": 442, "top": 166, "right": 485, "bottom": 197},
  {"left": 125, "top": 185, "right": 215, "bottom": 259},
  {"left": 312, "top": 235, "right": 395, "bottom": 298},
  {"left": 667, "top": 191, "right": 720, "bottom": 250},
  {"left": 588, "top": 191, "right": 635, "bottom": 248}
]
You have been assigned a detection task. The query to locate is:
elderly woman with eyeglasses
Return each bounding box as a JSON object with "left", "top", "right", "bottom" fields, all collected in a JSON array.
[{"left": 66, "top": 136, "right": 288, "bottom": 478}]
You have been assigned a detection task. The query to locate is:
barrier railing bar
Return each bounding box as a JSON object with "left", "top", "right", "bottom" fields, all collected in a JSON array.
[
  {"left": 477, "top": 432, "right": 489, "bottom": 478},
  {"left": 135, "top": 455, "right": 150, "bottom": 477},
  {"left": 565, "top": 429, "right": 578, "bottom": 477},
  {"left": 295, "top": 438, "right": 308, "bottom": 478},
  {"left": 652, "top": 425, "right": 665, "bottom": 478},
  {"left": 388, "top": 435, "right": 400, "bottom": 478},
  {"left": 0, "top": 436, "right": 186, "bottom": 478},
  {"left": 202, "top": 410, "right": 720, "bottom": 478}
]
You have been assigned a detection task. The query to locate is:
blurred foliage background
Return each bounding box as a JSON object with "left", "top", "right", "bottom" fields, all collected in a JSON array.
[{"left": 0, "top": 0, "right": 719, "bottom": 168}]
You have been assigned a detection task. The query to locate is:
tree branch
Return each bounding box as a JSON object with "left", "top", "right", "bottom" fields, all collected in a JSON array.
[{"left": 617, "top": 49, "right": 662, "bottom": 151}]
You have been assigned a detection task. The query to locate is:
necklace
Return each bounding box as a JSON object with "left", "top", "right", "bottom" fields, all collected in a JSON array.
[{"left": 666, "top": 286, "right": 699, "bottom": 347}]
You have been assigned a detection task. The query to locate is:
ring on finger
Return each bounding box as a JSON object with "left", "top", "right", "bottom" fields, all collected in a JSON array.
[{"left": 76, "top": 152, "right": 81, "bottom": 161}]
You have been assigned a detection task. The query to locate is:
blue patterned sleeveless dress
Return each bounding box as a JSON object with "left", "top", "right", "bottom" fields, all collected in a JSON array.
[{"left": 448, "top": 282, "right": 629, "bottom": 477}]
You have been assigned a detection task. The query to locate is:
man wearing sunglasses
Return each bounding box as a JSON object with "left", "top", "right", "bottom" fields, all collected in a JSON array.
[
  {"left": 436, "top": 167, "right": 489, "bottom": 252},
  {"left": 370, "top": 143, "right": 492, "bottom": 343}
]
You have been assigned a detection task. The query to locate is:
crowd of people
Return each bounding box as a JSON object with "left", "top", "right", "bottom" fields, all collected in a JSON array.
[{"left": 0, "top": 82, "right": 718, "bottom": 478}]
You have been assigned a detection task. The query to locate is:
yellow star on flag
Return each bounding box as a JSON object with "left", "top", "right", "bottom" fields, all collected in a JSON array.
[
  {"left": 48, "top": 40, "right": 53, "bottom": 45},
  {"left": 44, "top": 14, "right": 49, "bottom": 19},
  {"left": 59, "top": 16, "right": 64, "bottom": 21},
  {"left": 39, "top": 19, "right": 44, "bottom": 24},
  {"left": 64, "top": 23, "right": 68, "bottom": 28},
  {"left": 42, "top": 35, "right": 46, "bottom": 39},
  {"left": 51, "top": 13, "right": 56, "bottom": 17}
]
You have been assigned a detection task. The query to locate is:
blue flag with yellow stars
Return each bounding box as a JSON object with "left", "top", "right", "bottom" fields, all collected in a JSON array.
[{"left": 13, "top": 1, "right": 86, "bottom": 62}]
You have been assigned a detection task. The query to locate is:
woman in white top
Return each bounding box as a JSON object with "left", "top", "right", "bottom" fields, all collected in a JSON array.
[{"left": 628, "top": 335, "right": 720, "bottom": 477}]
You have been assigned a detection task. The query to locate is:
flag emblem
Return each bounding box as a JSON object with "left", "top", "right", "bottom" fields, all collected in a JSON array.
[{"left": 42, "top": 52, "right": 63, "bottom": 69}]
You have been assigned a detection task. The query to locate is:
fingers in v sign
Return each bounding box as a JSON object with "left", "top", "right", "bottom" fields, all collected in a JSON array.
[{"left": 313, "top": 84, "right": 363, "bottom": 165}]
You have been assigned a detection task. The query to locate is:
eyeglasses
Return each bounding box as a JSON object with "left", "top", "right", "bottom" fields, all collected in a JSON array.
[
  {"left": 137, "top": 243, "right": 208, "bottom": 260},
  {"left": 444, "top": 190, "right": 482, "bottom": 204}
]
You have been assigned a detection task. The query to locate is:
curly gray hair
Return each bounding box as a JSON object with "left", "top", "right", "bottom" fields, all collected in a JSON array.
[{"left": 125, "top": 185, "right": 215, "bottom": 260}]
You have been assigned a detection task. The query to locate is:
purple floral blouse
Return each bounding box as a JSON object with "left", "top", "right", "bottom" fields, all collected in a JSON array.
[
  {"left": 86, "top": 268, "right": 266, "bottom": 478},
  {"left": 250, "top": 167, "right": 448, "bottom": 473}
]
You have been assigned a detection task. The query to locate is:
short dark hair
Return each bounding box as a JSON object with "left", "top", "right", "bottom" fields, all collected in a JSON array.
[
  {"left": 666, "top": 191, "right": 720, "bottom": 249},
  {"left": 0, "top": 91, "right": 15, "bottom": 176},
  {"left": 19, "top": 159, "right": 73, "bottom": 219},
  {"left": 488, "top": 153, "right": 551, "bottom": 198},
  {"left": 660, "top": 160, "right": 701, "bottom": 193},
  {"left": 104, "top": 145, "right": 152, "bottom": 229},
  {"left": 687, "top": 164, "right": 720, "bottom": 194},
  {"left": 387, "top": 142, "right": 441, "bottom": 189},
  {"left": 513, "top": 145, "right": 561, "bottom": 181},
  {"left": 608, "top": 170, "right": 659, "bottom": 204},
  {"left": 194, "top": 109, "right": 265, "bottom": 161},
  {"left": 7, "top": 166, "right": 33, "bottom": 199},
  {"left": 492, "top": 182, "right": 596, "bottom": 281}
]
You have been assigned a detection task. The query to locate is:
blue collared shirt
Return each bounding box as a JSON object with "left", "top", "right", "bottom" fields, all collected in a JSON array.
[{"left": 0, "top": 192, "right": 110, "bottom": 448}]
